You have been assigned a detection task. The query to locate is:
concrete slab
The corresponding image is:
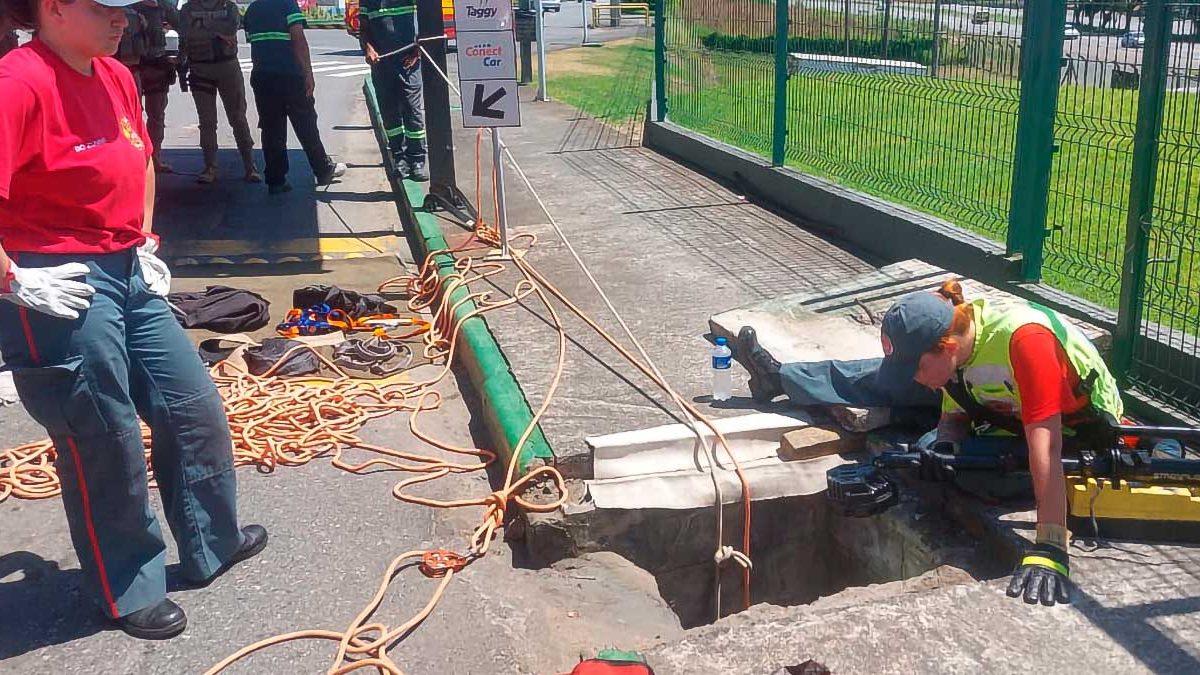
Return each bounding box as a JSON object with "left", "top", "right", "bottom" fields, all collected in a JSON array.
[
  {"left": 710, "top": 258, "right": 1111, "bottom": 359},
  {"left": 582, "top": 412, "right": 854, "bottom": 509}
]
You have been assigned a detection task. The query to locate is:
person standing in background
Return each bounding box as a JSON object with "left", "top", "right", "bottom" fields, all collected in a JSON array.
[
  {"left": 359, "top": 0, "right": 427, "bottom": 182},
  {"left": 116, "top": 0, "right": 180, "bottom": 174},
  {"left": 179, "top": 0, "right": 261, "bottom": 184},
  {"left": 242, "top": 0, "right": 346, "bottom": 194}
]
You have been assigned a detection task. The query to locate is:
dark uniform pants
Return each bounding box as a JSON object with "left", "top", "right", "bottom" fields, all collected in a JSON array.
[
  {"left": 250, "top": 73, "right": 335, "bottom": 187},
  {"left": 372, "top": 57, "right": 426, "bottom": 164},
  {"left": 132, "top": 60, "right": 176, "bottom": 157},
  {"left": 0, "top": 250, "right": 241, "bottom": 619},
  {"left": 188, "top": 59, "right": 256, "bottom": 167}
]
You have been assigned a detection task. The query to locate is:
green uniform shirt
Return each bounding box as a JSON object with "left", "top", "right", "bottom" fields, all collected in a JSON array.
[{"left": 243, "top": 0, "right": 307, "bottom": 77}]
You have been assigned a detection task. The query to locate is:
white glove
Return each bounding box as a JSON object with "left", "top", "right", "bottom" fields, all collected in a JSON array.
[
  {"left": 137, "top": 238, "right": 172, "bottom": 297},
  {"left": 0, "top": 261, "right": 96, "bottom": 320}
]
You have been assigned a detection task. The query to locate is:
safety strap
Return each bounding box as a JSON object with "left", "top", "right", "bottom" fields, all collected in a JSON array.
[{"left": 943, "top": 372, "right": 1025, "bottom": 437}]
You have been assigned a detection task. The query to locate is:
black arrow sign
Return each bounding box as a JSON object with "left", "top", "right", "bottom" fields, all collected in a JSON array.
[{"left": 472, "top": 84, "right": 507, "bottom": 120}]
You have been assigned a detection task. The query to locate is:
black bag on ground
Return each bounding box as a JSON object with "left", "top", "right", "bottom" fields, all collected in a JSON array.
[
  {"left": 168, "top": 286, "right": 271, "bottom": 333},
  {"left": 243, "top": 338, "right": 320, "bottom": 377},
  {"left": 292, "top": 284, "right": 397, "bottom": 318}
]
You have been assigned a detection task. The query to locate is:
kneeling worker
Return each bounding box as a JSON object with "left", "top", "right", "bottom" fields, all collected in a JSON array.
[
  {"left": 242, "top": 0, "right": 346, "bottom": 194},
  {"left": 736, "top": 281, "right": 1125, "bottom": 607}
]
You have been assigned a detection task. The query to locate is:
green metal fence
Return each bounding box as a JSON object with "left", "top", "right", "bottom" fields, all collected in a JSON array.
[{"left": 656, "top": 0, "right": 1200, "bottom": 420}]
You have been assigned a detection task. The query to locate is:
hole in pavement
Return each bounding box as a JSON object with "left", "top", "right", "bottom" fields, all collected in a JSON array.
[{"left": 552, "top": 488, "right": 1009, "bottom": 629}]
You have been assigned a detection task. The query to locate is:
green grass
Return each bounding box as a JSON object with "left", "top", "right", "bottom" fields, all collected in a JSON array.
[
  {"left": 544, "top": 42, "right": 656, "bottom": 126},
  {"left": 540, "top": 42, "right": 1198, "bottom": 340},
  {"left": 667, "top": 52, "right": 1199, "bottom": 329}
]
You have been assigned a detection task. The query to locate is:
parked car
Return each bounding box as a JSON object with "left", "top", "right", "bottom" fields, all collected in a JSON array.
[
  {"left": 1121, "top": 31, "right": 1146, "bottom": 48},
  {"left": 1064, "top": 24, "right": 1081, "bottom": 40},
  {"left": 541, "top": 0, "right": 562, "bottom": 12}
]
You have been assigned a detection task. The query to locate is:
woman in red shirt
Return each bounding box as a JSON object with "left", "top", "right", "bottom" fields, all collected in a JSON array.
[{"left": 0, "top": 0, "right": 265, "bottom": 640}]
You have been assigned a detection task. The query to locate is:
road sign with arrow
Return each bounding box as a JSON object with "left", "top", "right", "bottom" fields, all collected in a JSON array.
[
  {"left": 453, "top": 1, "right": 522, "bottom": 128},
  {"left": 462, "top": 80, "right": 520, "bottom": 127}
]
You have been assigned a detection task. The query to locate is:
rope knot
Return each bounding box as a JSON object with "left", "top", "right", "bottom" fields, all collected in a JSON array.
[{"left": 714, "top": 545, "right": 753, "bottom": 570}]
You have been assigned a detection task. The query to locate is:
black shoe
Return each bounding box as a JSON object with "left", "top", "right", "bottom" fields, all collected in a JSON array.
[
  {"left": 391, "top": 155, "right": 409, "bottom": 179},
  {"left": 268, "top": 182, "right": 292, "bottom": 195},
  {"left": 316, "top": 162, "right": 347, "bottom": 186},
  {"left": 406, "top": 161, "right": 429, "bottom": 182},
  {"left": 114, "top": 598, "right": 187, "bottom": 640},
  {"left": 184, "top": 525, "right": 269, "bottom": 588},
  {"left": 734, "top": 326, "right": 783, "bottom": 403}
]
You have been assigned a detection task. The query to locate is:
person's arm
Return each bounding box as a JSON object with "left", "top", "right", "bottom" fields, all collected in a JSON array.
[
  {"left": 1026, "top": 415, "right": 1068, "bottom": 530},
  {"left": 1005, "top": 324, "right": 1074, "bottom": 605},
  {"left": 936, "top": 411, "right": 971, "bottom": 444},
  {"left": 289, "top": 22, "right": 315, "bottom": 98},
  {"left": 359, "top": 1, "right": 378, "bottom": 63},
  {"left": 143, "top": 159, "right": 156, "bottom": 234}
]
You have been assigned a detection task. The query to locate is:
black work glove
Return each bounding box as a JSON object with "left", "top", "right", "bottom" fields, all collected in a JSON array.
[
  {"left": 917, "top": 442, "right": 957, "bottom": 482},
  {"left": 1007, "top": 542, "right": 1072, "bottom": 606}
]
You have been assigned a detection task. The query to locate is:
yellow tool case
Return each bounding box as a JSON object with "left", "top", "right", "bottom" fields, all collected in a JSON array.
[{"left": 1067, "top": 477, "right": 1200, "bottom": 543}]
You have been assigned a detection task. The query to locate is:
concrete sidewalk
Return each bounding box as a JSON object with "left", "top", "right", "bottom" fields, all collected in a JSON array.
[{"left": 440, "top": 74, "right": 1200, "bottom": 672}]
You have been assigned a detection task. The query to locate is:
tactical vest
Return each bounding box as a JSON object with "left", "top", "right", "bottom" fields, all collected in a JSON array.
[
  {"left": 181, "top": 0, "right": 240, "bottom": 63},
  {"left": 359, "top": 0, "right": 417, "bottom": 54},
  {"left": 941, "top": 297, "right": 1124, "bottom": 434},
  {"left": 136, "top": 2, "right": 173, "bottom": 61}
]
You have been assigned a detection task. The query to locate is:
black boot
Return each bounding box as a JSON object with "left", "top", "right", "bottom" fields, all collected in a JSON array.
[
  {"left": 183, "top": 524, "right": 269, "bottom": 588},
  {"left": 734, "top": 326, "right": 783, "bottom": 403},
  {"left": 115, "top": 598, "right": 187, "bottom": 640},
  {"left": 406, "top": 161, "right": 429, "bottom": 183}
]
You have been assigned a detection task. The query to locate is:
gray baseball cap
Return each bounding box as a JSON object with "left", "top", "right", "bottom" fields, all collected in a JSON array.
[
  {"left": 94, "top": 0, "right": 145, "bottom": 7},
  {"left": 876, "top": 291, "right": 955, "bottom": 390}
]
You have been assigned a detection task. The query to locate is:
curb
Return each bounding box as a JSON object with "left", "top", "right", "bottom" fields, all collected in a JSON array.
[{"left": 362, "top": 78, "right": 554, "bottom": 475}]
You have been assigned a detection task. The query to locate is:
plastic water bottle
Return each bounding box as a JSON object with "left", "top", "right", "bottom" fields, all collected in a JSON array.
[{"left": 712, "top": 337, "right": 732, "bottom": 401}]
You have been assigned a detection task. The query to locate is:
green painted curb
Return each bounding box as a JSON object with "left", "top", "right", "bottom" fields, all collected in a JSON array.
[{"left": 363, "top": 78, "right": 554, "bottom": 475}]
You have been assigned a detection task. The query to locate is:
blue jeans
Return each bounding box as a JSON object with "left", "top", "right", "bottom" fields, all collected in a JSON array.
[{"left": 0, "top": 250, "right": 240, "bottom": 618}]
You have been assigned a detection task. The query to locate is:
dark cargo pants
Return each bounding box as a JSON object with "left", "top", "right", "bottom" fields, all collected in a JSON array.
[
  {"left": 372, "top": 57, "right": 426, "bottom": 164},
  {"left": 0, "top": 250, "right": 241, "bottom": 618},
  {"left": 188, "top": 59, "right": 256, "bottom": 168},
  {"left": 132, "top": 60, "right": 175, "bottom": 157},
  {"left": 250, "top": 72, "right": 336, "bottom": 187}
]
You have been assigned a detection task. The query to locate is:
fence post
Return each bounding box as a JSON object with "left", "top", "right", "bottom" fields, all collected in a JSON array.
[
  {"left": 654, "top": 0, "right": 668, "bottom": 122},
  {"left": 1113, "top": 0, "right": 1171, "bottom": 383},
  {"left": 930, "top": 0, "right": 942, "bottom": 78},
  {"left": 843, "top": 0, "right": 852, "bottom": 57},
  {"left": 881, "top": 0, "right": 892, "bottom": 60},
  {"left": 1004, "top": 0, "right": 1067, "bottom": 282},
  {"left": 772, "top": 0, "right": 789, "bottom": 166}
]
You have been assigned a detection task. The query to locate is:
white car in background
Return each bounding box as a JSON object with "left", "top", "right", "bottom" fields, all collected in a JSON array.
[
  {"left": 541, "top": 0, "right": 562, "bottom": 12},
  {"left": 1064, "top": 24, "right": 1081, "bottom": 40}
]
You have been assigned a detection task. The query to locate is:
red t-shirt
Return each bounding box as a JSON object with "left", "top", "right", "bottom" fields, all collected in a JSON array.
[
  {"left": 0, "top": 40, "right": 152, "bottom": 254},
  {"left": 1009, "top": 324, "right": 1090, "bottom": 426}
]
